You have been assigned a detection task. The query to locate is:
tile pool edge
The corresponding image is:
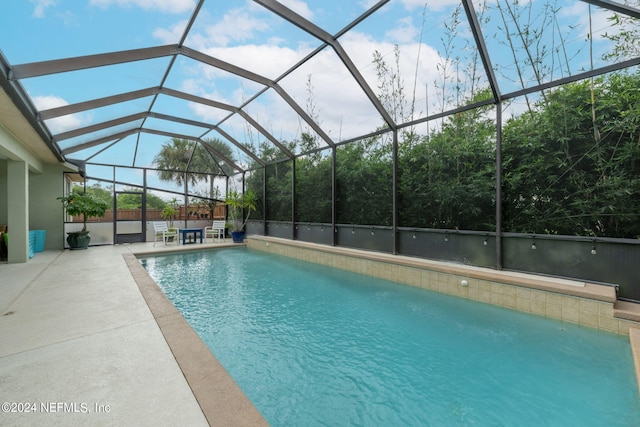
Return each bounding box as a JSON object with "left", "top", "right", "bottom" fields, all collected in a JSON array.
[
  {"left": 246, "top": 236, "right": 638, "bottom": 334},
  {"left": 122, "top": 252, "right": 268, "bottom": 427}
]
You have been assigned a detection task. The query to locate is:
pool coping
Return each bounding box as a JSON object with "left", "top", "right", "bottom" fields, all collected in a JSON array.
[{"left": 122, "top": 251, "right": 268, "bottom": 427}]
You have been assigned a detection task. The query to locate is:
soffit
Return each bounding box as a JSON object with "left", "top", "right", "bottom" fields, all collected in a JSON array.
[{"left": 0, "top": 86, "right": 60, "bottom": 164}]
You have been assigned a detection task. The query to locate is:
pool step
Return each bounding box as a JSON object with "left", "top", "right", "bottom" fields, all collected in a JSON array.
[{"left": 614, "top": 300, "right": 640, "bottom": 323}]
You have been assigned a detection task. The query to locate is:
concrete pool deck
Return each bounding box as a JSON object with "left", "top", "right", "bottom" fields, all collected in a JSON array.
[
  {"left": 1, "top": 237, "right": 639, "bottom": 426},
  {"left": 0, "top": 240, "right": 266, "bottom": 427}
]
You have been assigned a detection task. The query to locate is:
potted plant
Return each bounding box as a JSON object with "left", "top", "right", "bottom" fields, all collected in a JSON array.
[
  {"left": 224, "top": 189, "right": 257, "bottom": 243},
  {"left": 58, "top": 191, "right": 110, "bottom": 250}
]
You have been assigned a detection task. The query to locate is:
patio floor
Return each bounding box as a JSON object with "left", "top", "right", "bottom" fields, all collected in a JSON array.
[{"left": 0, "top": 240, "right": 264, "bottom": 426}]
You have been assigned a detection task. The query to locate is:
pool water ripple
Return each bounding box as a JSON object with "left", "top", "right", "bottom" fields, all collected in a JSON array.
[{"left": 142, "top": 248, "right": 640, "bottom": 426}]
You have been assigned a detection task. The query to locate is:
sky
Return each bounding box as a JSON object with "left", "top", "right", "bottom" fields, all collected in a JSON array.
[{"left": 0, "top": 0, "right": 630, "bottom": 196}]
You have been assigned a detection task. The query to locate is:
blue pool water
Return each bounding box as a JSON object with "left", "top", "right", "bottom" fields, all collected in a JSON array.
[{"left": 141, "top": 248, "right": 640, "bottom": 426}]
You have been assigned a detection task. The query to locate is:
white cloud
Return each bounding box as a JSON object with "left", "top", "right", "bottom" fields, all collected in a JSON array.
[
  {"left": 401, "top": 0, "right": 459, "bottom": 12},
  {"left": 560, "top": 1, "right": 617, "bottom": 40},
  {"left": 32, "top": 95, "right": 67, "bottom": 110},
  {"left": 30, "top": 0, "right": 56, "bottom": 18},
  {"left": 385, "top": 16, "right": 418, "bottom": 44},
  {"left": 178, "top": 19, "right": 449, "bottom": 141},
  {"left": 89, "top": 0, "right": 195, "bottom": 14},
  {"left": 204, "top": 9, "right": 270, "bottom": 47},
  {"left": 277, "top": 0, "right": 314, "bottom": 20},
  {"left": 203, "top": 43, "right": 307, "bottom": 79},
  {"left": 32, "top": 95, "right": 86, "bottom": 134},
  {"left": 153, "top": 19, "right": 188, "bottom": 44},
  {"left": 189, "top": 100, "right": 231, "bottom": 124},
  {"left": 552, "top": 1, "right": 621, "bottom": 69},
  {"left": 359, "top": 0, "right": 380, "bottom": 10},
  {"left": 339, "top": 31, "right": 445, "bottom": 122},
  {"left": 159, "top": 1, "right": 451, "bottom": 141}
]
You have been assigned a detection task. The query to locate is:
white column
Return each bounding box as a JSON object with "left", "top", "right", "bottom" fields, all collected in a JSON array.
[{"left": 7, "top": 159, "right": 29, "bottom": 263}]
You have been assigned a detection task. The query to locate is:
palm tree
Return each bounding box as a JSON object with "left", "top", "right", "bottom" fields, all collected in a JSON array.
[{"left": 153, "top": 137, "right": 237, "bottom": 201}]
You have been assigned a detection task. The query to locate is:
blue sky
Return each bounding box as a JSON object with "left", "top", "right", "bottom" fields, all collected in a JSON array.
[{"left": 0, "top": 0, "right": 629, "bottom": 195}]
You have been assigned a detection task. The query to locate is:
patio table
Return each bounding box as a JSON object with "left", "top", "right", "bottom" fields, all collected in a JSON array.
[{"left": 178, "top": 228, "right": 203, "bottom": 245}]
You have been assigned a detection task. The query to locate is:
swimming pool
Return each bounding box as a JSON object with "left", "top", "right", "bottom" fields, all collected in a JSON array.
[{"left": 141, "top": 248, "right": 640, "bottom": 426}]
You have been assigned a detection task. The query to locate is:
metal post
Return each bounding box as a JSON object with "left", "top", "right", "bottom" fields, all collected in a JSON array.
[
  {"left": 112, "top": 167, "right": 116, "bottom": 241},
  {"left": 142, "top": 168, "right": 147, "bottom": 240},
  {"left": 291, "top": 158, "right": 296, "bottom": 240},
  {"left": 262, "top": 168, "right": 267, "bottom": 236},
  {"left": 392, "top": 128, "right": 399, "bottom": 254},
  {"left": 496, "top": 103, "right": 503, "bottom": 270},
  {"left": 331, "top": 147, "right": 337, "bottom": 246},
  {"left": 183, "top": 171, "right": 188, "bottom": 228}
]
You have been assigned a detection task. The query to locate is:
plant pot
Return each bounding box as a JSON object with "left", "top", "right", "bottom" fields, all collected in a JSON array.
[
  {"left": 231, "top": 231, "right": 245, "bottom": 243},
  {"left": 67, "top": 231, "right": 91, "bottom": 250}
]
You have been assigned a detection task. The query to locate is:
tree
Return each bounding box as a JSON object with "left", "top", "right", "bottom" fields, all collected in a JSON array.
[
  {"left": 115, "top": 187, "right": 166, "bottom": 209},
  {"left": 145, "top": 192, "right": 167, "bottom": 210},
  {"left": 398, "top": 90, "right": 497, "bottom": 231},
  {"left": 295, "top": 152, "right": 332, "bottom": 223},
  {"left": 58, "top": 189, "right": 110, "bottom": 232},
  {"left": 336, "top": 138, "right": 393, "bottom": 226},
  {"left": 602, "top": 12, "right": 640, "bottom": 62},
  {"left": 265, "top": 161, "right": 293, "bottom": 222},
  {"left": 502, "top": 72, "right": 640, "bottom": 238},
  {"left": 153, "top": 137, "right": 236, "bottom": 200},
  {"left": 82, "top": 183, "right": 112, "bottom": 206}
]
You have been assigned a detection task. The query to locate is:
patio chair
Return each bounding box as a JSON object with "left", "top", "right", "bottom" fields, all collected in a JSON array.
[
  {"left": 152, "top": 221, "right": 178, "bottom": 246},
  {"left": 204, "top": 220, "right": 226, "bottom": 243}
]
